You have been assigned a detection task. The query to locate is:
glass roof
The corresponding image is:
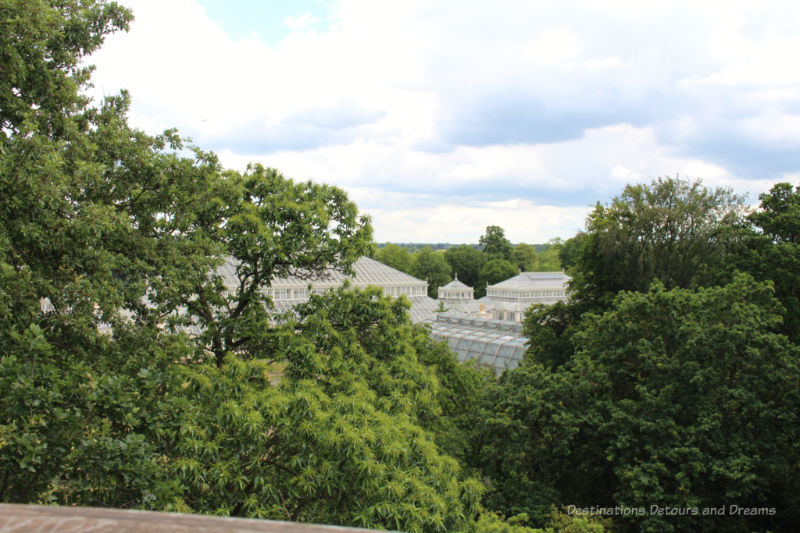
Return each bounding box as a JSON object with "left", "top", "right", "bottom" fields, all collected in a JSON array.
[
  {"left": 488, "top": 271, "right": 571, "bottom": 290},
  {"left": 429, "top": 314, "right": 527, "bottom": 374},
  {"left": 217, "top": 256, "right": 427, "bottom": 290},
  {"left": 214, "top": 257, "right": 437, "bottom": 324}
]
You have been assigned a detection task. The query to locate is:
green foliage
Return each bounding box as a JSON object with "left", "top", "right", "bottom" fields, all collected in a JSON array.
[
  {"left": 151, "top": 162, "right": 373, "bottom": 367},
  {"left": 445, "top": 245, "right": 487, "bottom": 289},
  {"left": 411, "top": 247, "right": 452, "bottom": 298},
  {"left": 543, "top": 510, "right": 610, "bottom": 533},
  {"left": 475, "top": 509, "right": 608, "bottom": 533},
  {"left": 416, "top": 333, "right": 494, "bottom": 464},
  {"left": 375, "top": 242, "right": 414, "bottom": 273},
  {"left": 570, "top": 177, "right": 746, "bottom": 309},
  {"left": 557, "top": 234, "right": 584, "bottom": 274},
  {"left": 479, "top": 259, "right": 518, "bottom": 288},
  {"left": 748, "top": 182, "right": 800, "bottom": 243},
  {"left": 167, "top": 288, "right": 485, "bottom": 531},
  {"left": 512, "top": 243, "right": 539, "bottom": 271},
  {"left": 480, "top": 226, "right": 514, "bottom": 262},
  {"left": 0, "top": 0, "right": 131, "bottom": 135},
  {"left": 473, "top": 361, "right": 601, "bottom": 526},
  {"left": 476, "top": 512, "right": 539, "bottom": 533},
  {"left": 0, "top": 0, "right": 189, "bottom": 508},
  {"left": 0, "top": 319, "right": 184, "bottom": 507},
  {"left": 535, "top": 241, "right": 564, "bottom": 271},
  {"left": 480, "top": 276, "right": 800, "bottom": 532},
  {"left": 522, "top": 301, "right": 581, "bottom": 369},
  {"left": 725, "top": 182, "right": 800, "bottom": 341}
]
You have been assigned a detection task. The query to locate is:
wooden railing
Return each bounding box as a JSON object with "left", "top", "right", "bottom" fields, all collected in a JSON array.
[{"left": 0, "top": 504, "right": 393, "bottom": 532}]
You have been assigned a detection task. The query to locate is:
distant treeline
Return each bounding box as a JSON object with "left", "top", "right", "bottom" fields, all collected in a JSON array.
[
  {"left": 374, "top": 229, "right": 564, "bottom": 297},
  {"left": 377, "top": 242, "right": 558, "bottom": 253}
]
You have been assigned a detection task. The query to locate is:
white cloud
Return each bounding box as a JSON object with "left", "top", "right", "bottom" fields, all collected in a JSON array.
[
  {"left": 367, "top": 200, "right": 591, "bottom": 244},
  {"left": 86, "top": 0, "right": 800, "bottom": 242},
  {"left": 522, "top": 28, "right": 582, "bottom": 66},
  {"left": 283, "top": 11, "right": 319, "bottom": 32}
]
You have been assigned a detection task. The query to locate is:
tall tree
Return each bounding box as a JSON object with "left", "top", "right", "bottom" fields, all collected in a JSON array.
[
  {"left": 0, "top": 0, "right": 184, "bottom": 508},
  {"left": 748, "top": 182, "right": 800, "bottom": 243},
  {"left": 725, "top": 182, "right": 800, "bottom": 341},
  {"left": 0, "top": 0, "right": 131, "bottom": 136},
  {"left": 481, "top": 276, "right": 800, "bottom": 532},
  {"left": 536, "top": 239, "right": 564, "bottom": 271},
  {"left": 571, "top": 177, "right": 746, "bottom": 308},
  {"left": 480, "top": 225, "right": 513, "bottom": 262},
  {"left": 151, "top": 163, "right": 373, "bottom": 367},
  {"left": 411, "top": 247, "right": 452, "bottom": 298},
  {"left": 444, "top": 245, "right": 486, "bottom": 289},
  {"left": 167, "top": 287, "right": 486, "bottom": 530},
  {"left": 0, "top": 0, "right": 370, "bottom": 519},
  {"left": 558, "top": 233, "right": 584, "bottom": 274},
  {"left": 479, "top": 259, "right": 518, "bottom": 288},
  {"left": 375, "top": 243, "right": 413, "bottom": 273},
  {"left": 512, "top": 243, "right": 538, "bottom": 271}
]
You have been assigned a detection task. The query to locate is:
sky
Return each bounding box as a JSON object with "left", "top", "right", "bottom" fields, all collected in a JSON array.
[{"left": 87, "top": 0, "right": 800, "bottom": 244}]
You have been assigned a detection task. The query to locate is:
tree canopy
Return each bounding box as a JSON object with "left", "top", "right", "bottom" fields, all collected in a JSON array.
[
  {"left": 480, "top": 225, "right": 514, "bottom": 262},
  {"left": 164, "top": 287, "right": 487, "bottom": 530},
  {"left": 5, "top": 3, "right": 583, "bottom": 531},
  {"left": 512, "top": 243, "right": 538, "bottom": 271},
  {"left": 724, "top": 182, "right": 800, "bottom": 341},
  {"left": 482, "top": 276, "right": 800, "bottom": 532},
  {"left": 570, "top": 177, "right": 746, "bottom": 309},
  {"left": 411, "top": 247, "right": 452, "bottom": 298},
  {"left": 444, "top": 245, "right": 487, "bottom": 289},
  {"left": 375, "top": 243, "right": 414, "bottom": 274},
  {"left": 479, "top": 259, "right": 518, "bottom": 288}
]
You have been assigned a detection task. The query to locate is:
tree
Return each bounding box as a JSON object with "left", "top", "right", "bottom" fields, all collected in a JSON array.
[
  {"left": 444, "top": 245, "right": 486, "bottom": 289},
  {"left": 522, "top": 301, "right": 581, "bottom": 370},
  {"left": 478, "top": 276, "right": 800, "bottom": 532},
  {"left": 411, "top": 247, "right": 452, "bottom": 298},
  {"left": 0, "top": 319, "right": 183, "bottom": 507},
  {"left": 166, "top": 287, "right": 486, "bottom": 530},
  {"left": 534, "top": 239, "right": 564, "bottom": 271},
  {"left": 570, "top": 177, "right": 746, "bottom": 309},
  {"left": 1, "top": 0, "right": 371, "bottom": 520},
  {"left": 480, "top": 226, "right": 513, "bottom": 262},
  {"left": 375, "top": 243, "right": 413, "bottom": 273},
  {"left": 512, "top": 243, "right": 538, "bottom": 271},
  {"left": 0, "top": 0, "right": 221, "bottom": 506},
  {"left": 748, "top": 182, "right": 800, "bottom": 243},
  {"left": 479, "top": 259, "right": 518, "bottom": 288},
  {"left": 558, "top": 233, "right": 584, "bottom": 274},
  {"left": 150, "top": 163, "right": 373, "bottom": 367},
  {"left": 0, "top": 0, "right": 131, "bottom": 136},
  {"left": 725, "top": 182, "right": 800, "bottom": 341}
]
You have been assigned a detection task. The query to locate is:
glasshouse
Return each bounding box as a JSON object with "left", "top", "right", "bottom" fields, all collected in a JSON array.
[
  {"left": 217, "top": 256, "right": 439, "bottom": 323},
  {"left": 429, "top": 313, "right": 528, "bottom": 373}
]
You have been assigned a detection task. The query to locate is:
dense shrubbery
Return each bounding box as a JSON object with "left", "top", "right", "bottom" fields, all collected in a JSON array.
[{"left": 475, "top": 178, "right": 800, "bottom": 532}]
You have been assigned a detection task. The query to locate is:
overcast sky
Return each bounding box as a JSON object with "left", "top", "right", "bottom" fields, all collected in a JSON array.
[{"left": 87, "top": 0, "right": 800, "bottom": 243}]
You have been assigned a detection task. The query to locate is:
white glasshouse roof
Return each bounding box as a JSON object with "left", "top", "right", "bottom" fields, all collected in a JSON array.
[
  {"left": 489, "top": 271, "right": 571, "bottom": 290},
  {"left": 429, "top": 313, "right": 527, "bottom": 373},
  {"left": 439, "top": 278, "right": 472, "bottom": 291},
  {"left": 217, "top": 256, "right": 426, "bottom": 290},
  {"left": 217, "top": 256, "right": 435, "bottom": 323},
  {"left": 313, "top": 256, "right": 427, "bottom": 289}
]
